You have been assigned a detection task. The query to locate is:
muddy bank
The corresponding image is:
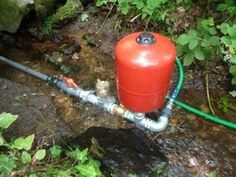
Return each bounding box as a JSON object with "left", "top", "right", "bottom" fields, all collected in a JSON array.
[{"left": 0, "top": 78, "right": 75, "bottom": 145}]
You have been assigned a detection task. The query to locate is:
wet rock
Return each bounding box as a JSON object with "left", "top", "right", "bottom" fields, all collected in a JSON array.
[
  {"left": 0, "top": 78, "right": 75, "bottom": 145},
  {"left": 73, "top": 127, "right": 167, "bottom": 176},
  {"left": 83, "top": 34, "right": 101, "bottom": 47},
  {"left": 50, "top": 32, "right": 63, "bottom": 43},
  {"left": 100, "top": 41, "right": 114, "bottom": 55},
  {"left": 0, "top": 0, "right": 33, "bottom": 33},
  {"left": 0, "top": 0, "right": 59, "bottom": 33},
  {"left": 61, "top": 43, "right": 81, "bottom": 55},
  {"left": 0, "top": 33, "right": 15, "bottom": 45},
  {"left": 34, "top": 0, "right": 57, "bottom": 20}
]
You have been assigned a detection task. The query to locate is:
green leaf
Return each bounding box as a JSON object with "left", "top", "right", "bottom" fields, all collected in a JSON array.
[
  {"left": 57, "top": 171, "right": 71, "bottom": 177},
  {"left": 231, "top": 55, "right": 236, "bottom": 64},
  {"left": 208, "top": 170, "right": 217, "bottom": 177},
  {"left": 132, "top": 1, "right": 144, "bottom": 10},
  {"left": 76, "top": 159, "right": 102, "bottom": 177},
  {"left": 0, "top": 154, "right": 16, "bottom": 173},
  {"left": 189, "top": 39, "right": 198, "bottom": 50},
  {"left": 217, "top": 3, "right": 228, "bottom": 11},
  {"left": 90, "top": 137, "right": 104, "bottom": 159},
  {"left": 229, "top": 90, "right": 236, "bottom": 97},
  {"left": 201, "top": 40, "right": 210, "bottom": 47},
  {"left": 209, "top": 36, "right": 220, "bottom": 46},
  {"left": 81, "top": 13, "right": 89, "bottom": 22},
  {"left": 0, "top": 113, "right": 18, "bottom": 129},
  {"left": 50, "top": 145, "right": 62, "bottom": 158},
  {"left": 118, "top": 0, "right": 130, "bottom": 15},
  {"left": 200, "top": 18, "right": 217, "bottom": 35},
  {"left": 229, "top": 65, "right": 236, "bottom": 74},
  {"left": 183, "top": 52, "right": 194, "bottom": 66},
  {"left": 227, "top": 24, "right": 236, "bottom": 37},
  {"left": 0, "top": 137, "right": 4, "bottom": 146},
  {"left": 12, "top": 134, "right": 34, "bottom": 150},
  {"left": 187, "top": 29, "right": 197, "bottom": 37},
  {"left": 194, "top": 47, "right": 205, "bottom": 60},
  {"left": 220, "top": 36, "right": 231, "bottom": 46},
  {"left": 76, "top": 148, "right": 88, "bottom": 163},
  {"left": 95, "top": 0, "right": 105, "bottom": 7},
  {"left": 34, "top": 149, "right": 46, "bottom": 161},
  {"left": 232, "top": 77, "right": 236, "bottom": 84},
  {"left": 21, "top": 151, "right": 31, "bottom": 164},
  {"left": 177, "top": 34, "right": 191, "bottom": 45},
  {"left": 217, "top": 23, "right": 229, "bottom": 35},
  {"left": 128, "top": 174, "right": 138, "bottom": 177},
  {"left": 29, "top": 174, "right": 38, "bottom": 177}
]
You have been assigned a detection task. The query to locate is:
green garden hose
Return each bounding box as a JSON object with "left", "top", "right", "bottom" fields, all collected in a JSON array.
[{"left": 167, "top": 57, "right": 236, "bottom": 130}]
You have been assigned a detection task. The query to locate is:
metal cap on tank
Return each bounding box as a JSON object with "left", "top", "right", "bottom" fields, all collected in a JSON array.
[{"left": 136, "top": 32, "right": 156, "bottom": 45}]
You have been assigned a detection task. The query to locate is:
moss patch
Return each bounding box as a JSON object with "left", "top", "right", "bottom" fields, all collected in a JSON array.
[{"left": 42, "top": 0, "right": 82, "bottom": 35}]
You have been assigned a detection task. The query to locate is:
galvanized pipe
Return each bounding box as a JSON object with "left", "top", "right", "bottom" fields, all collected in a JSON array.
[{"left": 0, "top": 56, "right": 169, "bottom": 132}]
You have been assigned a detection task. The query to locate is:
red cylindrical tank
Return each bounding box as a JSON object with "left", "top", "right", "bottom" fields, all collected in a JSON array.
[{"left": 115, "top": 32, "right": 176, "bottom": 113}]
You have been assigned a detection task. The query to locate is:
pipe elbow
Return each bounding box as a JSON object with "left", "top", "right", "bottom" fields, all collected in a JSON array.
[{"left": 139, "top": 115, "right": 169, "bottom": 132}]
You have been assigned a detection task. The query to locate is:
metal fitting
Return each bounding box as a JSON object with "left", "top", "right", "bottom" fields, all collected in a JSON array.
[{"left": 96, "top": 79, "right": 110, "bottom": 98}]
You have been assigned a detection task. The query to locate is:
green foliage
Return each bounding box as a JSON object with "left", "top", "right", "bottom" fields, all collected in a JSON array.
[
  {"left": 217, "top": 0, "right": 236, "bottom": 17},
  {"left": 217, "top": 96, "right": 236, "bottom": 113},
  {"left": 229, "top": 90, "right": 236, "bottom": 97},
  {"left": 208, "top": 170, "right": 217, "bottom": 177},
  {"left": 46, "top": 55, "right": 71, "bottom": 75},
  {"left": 127, "top": 174, "right": 138, "bottom": 177},
  {"left": 12, "top": 134, "right": 35, "bottom": 150},
  {"left": 21, "top": 151, "right": 32, "bottom": 164},
  {"left": 0, "top": 112, "right": 18, "bottom": 129},
  {"left": 128, "top": 174, "right": 138, "bottom": 177},
  {"left": 0, "top": 154, "right": 17, "bottom": 173},
  {"left": 75, "top": 159, "right": 102, "bottom": 177},
  {"left": 95, "top": 0, "right": 189, "bottom": 24},
  {"left": 217, "top": 23, "right": 236, "bottom": 85},
  {"left": 0, "top": 112, "right": 103, "bottom": 177},
  {"left": 177, "top": 17, "right": 236, "bottom": 85},
  {"left": 50, "top": 145, "right": 62, "bottom": 158},
  {"left": 34, "top": 149, "right": 46, "bottom": 161},
  {"left": 42, "top": 0, "right": 82, "bottom": 35},
  {"left": 81, "top": 13, "right": 89, "bottom": 22},
  {"left": 177, "top": 18, "right": 222, "bottom": 66}
]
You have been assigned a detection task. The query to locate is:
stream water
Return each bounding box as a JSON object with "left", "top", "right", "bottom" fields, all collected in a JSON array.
[{"left": 0, "top": 20, "right": 235, "bottom": 176}]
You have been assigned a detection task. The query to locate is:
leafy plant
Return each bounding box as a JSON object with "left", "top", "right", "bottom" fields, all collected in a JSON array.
[
  {"left": 0, "top": 112, "right": 103, "bottom": 177},
  {"left": 217, "top": 23, "right": 236, "bottom": 85},
  {"left": 95, "top": 0, "right": 191, "bottom": 24},
  {"left": 177, "top": 18, "right": 221, "bottom": 66},
  {"left": 217, "top": 0, "right": 236, "bottom": 17},
  {"left": 217, "top": 96, "right": 236, "bottom": 113},
  {"left": 177, "top": 16, "right": 236, "bottom": 87}
]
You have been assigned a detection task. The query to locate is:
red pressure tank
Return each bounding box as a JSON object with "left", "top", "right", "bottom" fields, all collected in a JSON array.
[{"left": 115, "top": 32, "right": 176, "bottom": 113}]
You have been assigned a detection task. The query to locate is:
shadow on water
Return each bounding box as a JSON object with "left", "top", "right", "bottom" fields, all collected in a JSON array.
[{"left": 73, "top": 127, "right": 167, "bottom": 177}]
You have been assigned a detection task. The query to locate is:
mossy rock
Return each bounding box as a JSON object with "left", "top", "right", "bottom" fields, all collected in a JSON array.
[
  {"left": 42, "top": 0, "right": 82, "bottom": 35},
  {"left": 0, "top": 0, "right": 33, "bottom": 33},
  {"left": 0, "top": 0, "right": 81, "bottom": 33},
  {"left": 34, "top": 0, "right": 57, "bottom": 19}
]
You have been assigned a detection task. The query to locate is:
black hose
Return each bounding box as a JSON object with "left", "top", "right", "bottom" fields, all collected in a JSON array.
[{"left": 0, "top": 56, "right": 48, "bottom": 81}]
